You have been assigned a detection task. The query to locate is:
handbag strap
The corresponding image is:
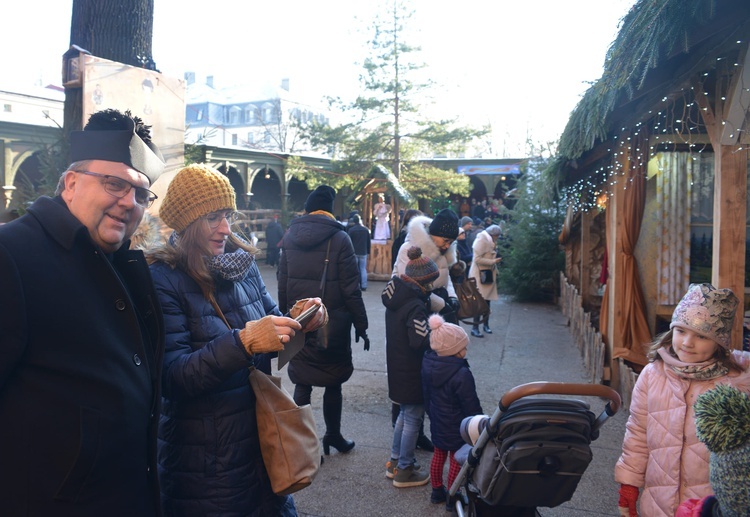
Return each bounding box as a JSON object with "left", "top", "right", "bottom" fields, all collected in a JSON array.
[
  {"left": 209, "top": 294, "right": 232, "bottom": 330},
  {"left": 318, "top": 239, "right": 332, "bottom": 298},
  {"left": 210, "top": 294, "right": 259, "bottom": 374}
]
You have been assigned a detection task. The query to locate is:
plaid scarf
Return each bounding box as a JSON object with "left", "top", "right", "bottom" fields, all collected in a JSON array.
[
  {"left": 207, "top": 247, "right": 254, "bottom": 282},
  {"left": 168, "top": 232, "right": 255, "bottom": 282}
]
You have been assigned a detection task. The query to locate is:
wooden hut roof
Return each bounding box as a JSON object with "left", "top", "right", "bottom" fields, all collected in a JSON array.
[
  {"left": 346, "top": 164, "right": 414, "bottom": 206},
  {"left": 549, "top": 0, "right": 750, "bottom": 185}
]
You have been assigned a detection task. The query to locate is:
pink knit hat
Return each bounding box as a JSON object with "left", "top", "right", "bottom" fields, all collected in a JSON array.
[
  {"left": 429, "top": 314, "right": 469, "bottom": 357},
  {"left": 670, "top": 283, "right": 738, "bottom": 349}
]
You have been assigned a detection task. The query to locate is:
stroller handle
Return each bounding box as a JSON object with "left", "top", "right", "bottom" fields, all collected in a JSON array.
[{"left": 499, "top": 381, "right": 621, "bottom": 415}]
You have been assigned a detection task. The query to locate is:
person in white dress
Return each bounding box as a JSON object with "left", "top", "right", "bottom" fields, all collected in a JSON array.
[{"left": 373, "top": 193, "right": 392, "bottom": 241}]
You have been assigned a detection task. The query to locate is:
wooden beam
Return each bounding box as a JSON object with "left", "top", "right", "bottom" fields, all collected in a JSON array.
[
  {"left": 712, "top": 145, "right": 748, "bottom": 349},
  {"left": 581, "top": 211, "right": 593, "bottom": 309},
  {"left": 721, "top": 41, "right": 750, "bottom": 145}
]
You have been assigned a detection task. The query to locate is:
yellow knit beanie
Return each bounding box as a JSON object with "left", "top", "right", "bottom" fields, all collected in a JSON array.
[{"left": 159, "top": 164, "right": 236, "bottom": 233}]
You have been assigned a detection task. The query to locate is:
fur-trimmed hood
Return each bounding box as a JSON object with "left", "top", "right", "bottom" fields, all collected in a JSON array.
[
  {"left": 404, "top": 215, "right": 457, "bottom": 266},
  {"left": 392, "top": 214, "right": 457, "bottom": 300}
]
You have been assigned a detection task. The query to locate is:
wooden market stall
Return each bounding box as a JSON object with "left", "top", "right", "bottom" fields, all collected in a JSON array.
[{"left": 347, "top": 164, "right": 414, "bottom": 280}]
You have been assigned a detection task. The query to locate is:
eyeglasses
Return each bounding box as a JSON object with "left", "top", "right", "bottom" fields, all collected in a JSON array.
[
  {"left": 74, "top": 170, "right": 157, "bottom": 208},
  {"left": 203, "top": 210, "right": 240, "bottom": 229}
]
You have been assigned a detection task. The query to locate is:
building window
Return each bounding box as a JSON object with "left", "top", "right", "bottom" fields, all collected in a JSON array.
[
  {"left": 228, "top": 106, "right": 241, "bottom": 125},
  {"left": 262, "top": 103, "right": 275, "bottom": 124},
  {"left": 3, "top": 104, "right": 11, "bottom": 112},
  {"left": 231, "top": 134, "right": 238, "bottom": 146},
  {"left": 247, "top": 132, "right": 255, "bottom": 144},
  {"left": 196, "top": 109, "right": 204, "bottom": 121}
]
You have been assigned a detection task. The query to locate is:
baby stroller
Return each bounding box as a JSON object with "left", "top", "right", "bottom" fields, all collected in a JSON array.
[{"left": 449, "top": 382, "right": 621, "bottom": 517}]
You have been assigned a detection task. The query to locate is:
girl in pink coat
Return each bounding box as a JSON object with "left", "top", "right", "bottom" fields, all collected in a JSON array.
[{"left": 614, "top": 283, "right": 750, "bottom": 517}]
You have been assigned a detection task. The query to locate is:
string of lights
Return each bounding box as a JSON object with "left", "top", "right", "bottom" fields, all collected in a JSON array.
[{"left": 562, "top": 44, "right": 748, "bottom": 213}]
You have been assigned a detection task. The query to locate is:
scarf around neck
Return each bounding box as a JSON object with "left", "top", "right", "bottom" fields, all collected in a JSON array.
[
  {"left": 657, "top": 347, "right": 729, "bottom": 380},
  {"left": 207, "top": 247, "right": 254, "bottom": 282},
  {"left": 169, "top": 231, "right": 255, "bottom": 282}
]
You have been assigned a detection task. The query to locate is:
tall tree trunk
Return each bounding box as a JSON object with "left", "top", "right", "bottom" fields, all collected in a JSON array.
[{"left": 64, "top": 0, "right": 155, "bottom": 141}]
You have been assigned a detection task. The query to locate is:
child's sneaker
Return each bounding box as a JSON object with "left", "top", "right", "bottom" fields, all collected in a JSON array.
[
  {"left": 385, "top": 458, "right": 420, "bottom": 479},
  {"left": 393, "top": 465, "right": 430, "bottom": 488},
  {"left": 430, "top": 486, "right": 447, "bottom": 504}
]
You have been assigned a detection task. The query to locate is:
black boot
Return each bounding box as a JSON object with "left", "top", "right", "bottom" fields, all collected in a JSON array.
[
  {"left": 416, "top": 433, "right": 434, "bottom": 452},
  {"left": 322, "top": 385, "right": 355, "bottom": 455}
]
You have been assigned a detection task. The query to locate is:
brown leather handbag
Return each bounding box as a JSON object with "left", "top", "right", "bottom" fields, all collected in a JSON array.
[
  {"left": 454, "top": 278, "right": 489, "bottom": 325},
  {"left": 249, "top": 366, "right": 321, "bottom": 495},
  {"left": 210, "top": 295, "right": 321, "bottom": 495}
]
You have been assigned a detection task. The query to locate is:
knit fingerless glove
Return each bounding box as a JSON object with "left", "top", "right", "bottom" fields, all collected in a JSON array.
[{"left": 238, "top": 315, "right": 284, "bottom": 355}]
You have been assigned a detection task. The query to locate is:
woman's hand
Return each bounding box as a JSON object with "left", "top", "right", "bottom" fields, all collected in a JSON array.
[
  {"left": 289, "top": 297, "right": 328, "bottom": 332},
  {"left": 271, "top": 315, "right": 303, "bottom": 344},
  {"left": 239, "top": 315, "right": 301, "bottom": 355}
]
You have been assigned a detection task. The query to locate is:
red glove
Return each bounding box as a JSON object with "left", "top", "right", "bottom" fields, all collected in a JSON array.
[{"left": 618, "top": 484, "right": 639, "bottom": 517}]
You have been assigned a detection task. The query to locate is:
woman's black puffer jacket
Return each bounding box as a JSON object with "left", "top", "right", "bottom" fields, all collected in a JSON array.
[{"left": 278, "top": 214, "right": 368, "bottom": 387}]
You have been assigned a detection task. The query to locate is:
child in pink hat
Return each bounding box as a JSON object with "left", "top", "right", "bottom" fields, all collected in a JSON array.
[{"left": 421, "top": 314, "right": 483, "bottom": 510}]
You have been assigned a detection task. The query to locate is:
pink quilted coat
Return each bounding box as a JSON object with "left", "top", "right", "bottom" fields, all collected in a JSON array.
[{"left": 614, "top": 349, "right": 750, "bottom": 517}]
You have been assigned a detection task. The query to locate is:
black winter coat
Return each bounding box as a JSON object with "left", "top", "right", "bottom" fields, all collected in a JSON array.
[
  {"left": 382, "top": 276, "right": 431, "bottom": 404},
  {"left": 0, "top": 196, "right": 164, "bottom": 516},
  {"left": 391, "top": 228, "right": 407, "bottom": 269},
  {"left": 279, "top": 214, "right": 368, "bottom": 387},
  {"left": 150, "top": 251, "right": 295, "bottom": 517},
  {"left": 421, "top": 350, "right": 483, "bottom": 451},
  {"left": 347, "top": 222, "right": 371, "bottom": 256}
]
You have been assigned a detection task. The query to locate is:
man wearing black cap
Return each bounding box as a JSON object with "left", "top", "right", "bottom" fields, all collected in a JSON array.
[
  {"left": 0, "top": 109, "right": 165, "bottom": 516},
  {"left": 278, "top": 185, "right": 370, "bottom": 457},
  {"left": 392, "top": 208, "right": 461, "bottom": 323}
]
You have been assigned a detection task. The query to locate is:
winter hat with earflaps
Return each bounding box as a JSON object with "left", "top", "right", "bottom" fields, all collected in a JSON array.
[
  {"left": 670, "top": 283, "right": 738, "bottom": 349},
  {"left": 694, "top": 384, "right": 750, "bottom": 516}
]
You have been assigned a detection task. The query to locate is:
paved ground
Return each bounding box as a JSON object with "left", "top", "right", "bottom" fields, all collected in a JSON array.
[{"left": 258, "top": 264, "right": 628, "bottom": 516}]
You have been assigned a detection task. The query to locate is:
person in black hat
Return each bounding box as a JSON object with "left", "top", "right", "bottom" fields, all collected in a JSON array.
[
  {"left": 0, "top": 109, "right": 166, "bottom": 515},
  {"left": 392, "top": 208, "right": 461, "bottom": 323},
  {"left": 347, "top": 214, "right": 371, "bottom": 291},
  {"left": 279, "top": 185, "right": 370, "bottom": 457},
  {"left": 265, "top": 214, "right": 284, "bottom": 267}
]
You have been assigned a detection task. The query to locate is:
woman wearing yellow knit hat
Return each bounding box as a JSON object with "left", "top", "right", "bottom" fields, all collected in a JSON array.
[{"left": 146, "top": 163, "right": 326, "bottom": 516}]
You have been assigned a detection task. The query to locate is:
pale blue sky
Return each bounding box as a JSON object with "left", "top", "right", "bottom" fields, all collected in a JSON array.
[{"left": 4, "top": 0, "right": 634, "bottom": 156}]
